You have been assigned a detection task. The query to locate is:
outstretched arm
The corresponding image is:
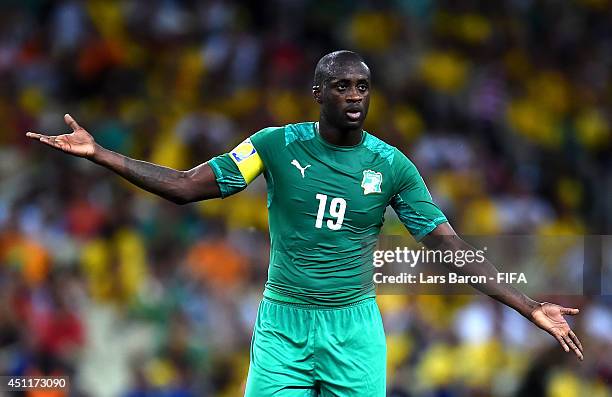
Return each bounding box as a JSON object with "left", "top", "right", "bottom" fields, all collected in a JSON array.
[
  {"left": 422, "top": 222, "right": 584, "bottom": 361},
  {"left": 27, "top": 114, "right": 220, "bottom": 204}
]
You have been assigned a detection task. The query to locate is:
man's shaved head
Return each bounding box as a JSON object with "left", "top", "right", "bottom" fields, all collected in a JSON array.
[
  {"left": 313, "top": 50, "right": 370, "bottom": 87},
  {"left": 312, "top": 50, "right": 371, "bottom": 133}
]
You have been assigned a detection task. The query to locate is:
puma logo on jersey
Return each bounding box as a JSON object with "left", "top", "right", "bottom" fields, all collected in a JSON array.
[{"left": 291, "top": 159, "right": 311, "bottom": 178}]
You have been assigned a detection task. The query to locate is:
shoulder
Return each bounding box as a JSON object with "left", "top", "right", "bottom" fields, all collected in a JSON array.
[
  {"left": 362, "top": 133, "right": 420, "bottom": 187},
  {"left": 251, "top": 125, "right": 284, "bottom": 143},
  {"left": 251, "top": 122, "right": 317, "bottom": 148},
  {"left": 284, "top": 122, "right": 317, "bottom": 145},
  {"left": 362, "top": 132, "right": 402, "bottom": 166}
]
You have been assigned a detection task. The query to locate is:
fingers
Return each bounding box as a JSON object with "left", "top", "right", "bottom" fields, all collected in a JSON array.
[
  {"left": 561, "top": 307, "right": 580, "bottom": 315},
  {"left": 64, "top": 113, "right": 80, "bottom": 131},
  {"left": 569, "top": 330, "right": 584, "bottom": 354},
  {"left": 27, "top": 133, "right": 65, "bottom": 150},
  {"left": 554, "top": 333, "right": 570, "bottom": 353},
  {"left": 26, "top": 132, "right": 43, "bottom": 139},
  {"left": 39, "top": 135, "right": 60, "bottom": 148},
  {"left": 554, "top": 329, "right": 584, "bottom": 361},
  {"left": 563, "top": 333, "right": 584, "bottom": 360},
  {"left": 26, "top": 131, "right": 54, "bottom": 143}
]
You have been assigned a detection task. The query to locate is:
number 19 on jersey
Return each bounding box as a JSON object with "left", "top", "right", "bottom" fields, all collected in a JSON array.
[{"left": 315, "top": 194, "right": 346, "bottom": 230}]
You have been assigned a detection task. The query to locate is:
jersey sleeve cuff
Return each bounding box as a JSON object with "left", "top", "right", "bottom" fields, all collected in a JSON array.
[
  {"left": 207, "top": 158, "right": 229, "bottom": 198},
  {"left": 413, "top": 216, "right": 448, "bottom": 242},
  {"left": 208, "top": 156, "right": 247, "bottom": 199}
]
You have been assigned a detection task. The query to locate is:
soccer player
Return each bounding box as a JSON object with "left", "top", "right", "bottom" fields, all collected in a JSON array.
[{"left": 27, "top": 50, "right": 583, "bottom": 396}]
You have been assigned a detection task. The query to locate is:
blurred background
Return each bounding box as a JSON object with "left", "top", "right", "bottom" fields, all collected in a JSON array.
[{"left": 0, "top": 0, "right": 611, "bottom": 396}]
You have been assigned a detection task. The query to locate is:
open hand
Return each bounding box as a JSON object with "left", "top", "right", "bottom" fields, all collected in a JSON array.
[
  {"left": 26, "top": 114, "right": 95, "bottom": 158},
  {"left": 531, "top": 302, "right": 583, "bottom": 360}
]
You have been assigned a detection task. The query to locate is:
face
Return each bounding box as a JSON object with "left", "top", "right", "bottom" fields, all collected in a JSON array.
[{"left": 314, "top": 62, "right": 371, "bottom": 130}]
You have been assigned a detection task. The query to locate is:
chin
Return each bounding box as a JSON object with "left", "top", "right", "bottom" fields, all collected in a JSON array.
[
  {"left": 328, "top": 114, "right": 365, "bottom": 131},
  {"left": 343, "top": 120, "right": 364, "bottom": 130}
]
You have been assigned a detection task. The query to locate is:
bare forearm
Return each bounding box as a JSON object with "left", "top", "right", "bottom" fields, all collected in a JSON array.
[
  {"left": 425, "top": 236, "right": 539, "bottom": 318},
  {"left": 90, "top": 144, "right": 212, "bottom": 203},
  {"left": 422, "top": 224, "right": 583, "bottom": 360},
  {"left": 26, "top": 114, "right": 220, "bottom": 202},
  {"left": 454, "top": 252, "right": 539, "bottom": 318}
]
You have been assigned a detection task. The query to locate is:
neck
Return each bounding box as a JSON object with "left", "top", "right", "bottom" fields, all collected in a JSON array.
[{"left": 317, "top": 116, "right": 363, "bottom": 147}]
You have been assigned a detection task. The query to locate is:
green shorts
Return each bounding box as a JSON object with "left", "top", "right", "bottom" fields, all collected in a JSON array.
[{"left": 244, "top": 297, "right": 386, "bottom": 396}]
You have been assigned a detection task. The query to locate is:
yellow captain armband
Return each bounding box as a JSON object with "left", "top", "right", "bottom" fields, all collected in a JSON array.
[{"left": 229, "top": 138, "right": 264, "bottom": 184}]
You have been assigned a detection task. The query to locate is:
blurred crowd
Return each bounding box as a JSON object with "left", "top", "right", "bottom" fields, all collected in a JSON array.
[{"left": 0, "top": 0, "right": 611, "bottom": 396}]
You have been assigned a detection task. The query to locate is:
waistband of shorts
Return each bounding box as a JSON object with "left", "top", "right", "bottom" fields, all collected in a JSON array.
[{"left": 262, "top": 296, "right": 376, "bottom": 311}]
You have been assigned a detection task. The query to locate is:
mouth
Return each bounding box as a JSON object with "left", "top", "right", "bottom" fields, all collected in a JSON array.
[{"left": 345, "top": 109, "right": 363, "bottom": 121}]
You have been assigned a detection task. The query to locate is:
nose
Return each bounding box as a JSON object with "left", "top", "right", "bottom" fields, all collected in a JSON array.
[{"left": 346, "top": 86, "right": 362, "bottom": 103}]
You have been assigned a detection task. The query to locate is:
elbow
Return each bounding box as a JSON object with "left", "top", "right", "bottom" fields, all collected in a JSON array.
[
  {"left": 169, "top": 189, "right": 195, "bottom": 205},
  {"left": 166, "top": 185, "right": 195, "bottom": 205},
  {"left": 160, "top": 193, "right": 189, "bottom": 205},
  {"left": 168, "top": 169, "right": 219, "bottom": 204},
  {"left": 170, "top": 196, "right": 191, "bottom": 205},
  {"left": 169, "top": 171, "right": 198, "bottom": 205}
]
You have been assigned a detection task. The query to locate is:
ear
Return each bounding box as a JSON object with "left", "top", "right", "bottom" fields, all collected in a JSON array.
[{"left": 312, "top": 85, "right": 322, "bottom": 104}]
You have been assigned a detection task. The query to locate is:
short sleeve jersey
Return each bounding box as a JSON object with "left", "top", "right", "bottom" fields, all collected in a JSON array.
[{"left": 208, "top": 122, "right": 447, "bottom": 306}]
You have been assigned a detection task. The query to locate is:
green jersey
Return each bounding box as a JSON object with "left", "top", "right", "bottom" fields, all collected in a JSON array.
[{"left": 208, "top": 122, "right": 447, "bottom": 306}]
